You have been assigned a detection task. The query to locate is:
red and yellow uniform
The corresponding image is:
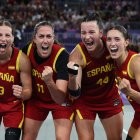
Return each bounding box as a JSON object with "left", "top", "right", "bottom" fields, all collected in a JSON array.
[
  {"left": 0, "top": 47, "right": 24, "bottom": 128},
  {"left": 73, "top": 40, "right": 123, "bottom": 120},
  {"left": 115, "top": 50, "right": 140, "bottom": 129},
  {"left": 25, "top": 43, "right": 74, "bottom": 121}
]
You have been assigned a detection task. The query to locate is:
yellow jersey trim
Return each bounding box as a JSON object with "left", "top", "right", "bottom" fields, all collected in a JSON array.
[
  {"left": 76, "top": 109, "right": 83, "bottom": 120},
  {"left": 18, "top": 102, "right": 24, "bottom": 128},
  {"left": 127, "top": 54, "right": 137, "bottom": 79},
  {"left": 27, "top": 43, "right": 33, "bottom": 56},
  {"left": 53, "top": 48, "right": 65, "bottom": 72},
  {"left": 77, "top": 44, "right": 86, "bottom": 68},
  {"left": 16, "top": 50, "right": 22, "bottom": 73},
  {"left": 70, "top": 112, "right": 75, "bottom": 121}
]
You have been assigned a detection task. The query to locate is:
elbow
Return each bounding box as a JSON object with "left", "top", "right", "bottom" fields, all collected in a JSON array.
[{"left": 54, "top": 97, "right": 66, "bottom": 105}]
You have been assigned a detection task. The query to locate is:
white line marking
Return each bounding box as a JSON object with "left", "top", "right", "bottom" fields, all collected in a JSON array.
[{"left": 123, "top": 129, "right": 128, "bottom": 135}]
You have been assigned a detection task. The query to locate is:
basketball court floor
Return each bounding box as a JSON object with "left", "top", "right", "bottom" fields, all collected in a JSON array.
[{"left": 0, "top": 104, "right": 134, "bottom": 140}]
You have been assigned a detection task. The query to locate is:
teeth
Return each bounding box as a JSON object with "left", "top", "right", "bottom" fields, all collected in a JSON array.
[
  {"left": 41, "top": 46, "right": 49, "bottom": 50},
  {"left": 86, "top": 42, "right": 93, "bottom": 46},
  {"left": 0, "top": 44, "right": 7, "bottom": 48},
  {"left": 111, "top": 48, "right": 117, "bottom": 50},
  {"left": 110, "top": 47, "right": 118, "bottom": 52}
]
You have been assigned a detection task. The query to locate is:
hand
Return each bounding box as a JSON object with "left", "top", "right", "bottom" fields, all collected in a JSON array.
[
  {"left": 118, "top": 78, "right": 132, "bottom": 96},
  {"left": 12, "top": 85, "right": 23, "bottom": 98},
  {"left": 67, "top": 61, "right": 79, "bottom": 76},
  {"left": 42, "top": 66, "right": 53, "bottom": 84}
]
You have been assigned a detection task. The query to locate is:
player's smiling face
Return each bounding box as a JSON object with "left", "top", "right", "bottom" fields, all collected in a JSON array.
[
  {"left": 81, "top": 21, "right": 103, "bottom": 53},
  {"left": 0, "top": 25, "right": 14, "bottom": 59},
  {"left": 34, "top": 25, "right": 54, "bottom": 58},
  {"left": 106, "top": 29, "right": 129, "bottom": 59}
]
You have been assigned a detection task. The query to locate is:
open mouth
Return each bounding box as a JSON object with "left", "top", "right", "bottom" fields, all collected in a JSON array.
[
  {"left": 0, "top": 44, "right": 7, "bottom": 49},
  {"left": 85, "top": 41, "right": 94, "bottom": 46},
  {"left": 41, "top": 46, "right": 49, "bottom": 51},
  {"left": 110, "top": 47, "right": 118, "bottom": 53}
]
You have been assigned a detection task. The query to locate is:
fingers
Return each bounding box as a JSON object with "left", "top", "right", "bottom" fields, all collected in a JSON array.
[
  {"left": 42, "top": 66, "right": 53, "bottom": 77},
  {"left": 119, "top": 78, "right": 130, "bottom": 90},
  {"left": 118, "top": 78, "right": 131, "bottom": 96},
  {"left": 67, "top": 61, "right": 79, "bottom": 75},
  {"left": 67, "top": 61, "right": 75, "bottom": 69},
  {"left": 42, "top": 66, "right": 53, "bottom": 83},
  {"left": 12, "top": 85, "right": 23, "bottom": 98}
]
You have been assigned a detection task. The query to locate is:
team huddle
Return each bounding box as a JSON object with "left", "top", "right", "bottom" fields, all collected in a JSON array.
[{"left": 0, "top": 12, "right": 140, "bottom": 140}]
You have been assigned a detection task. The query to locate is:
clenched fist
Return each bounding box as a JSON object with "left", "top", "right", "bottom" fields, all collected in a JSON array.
[
  {"left": 12, "top": 85, "right": 23, "bottom": 98},
  {"left": 67, "top": 61, "right": 79, "bottom": 75},
  {"left": 118, "top": 78, "right": 132, "bottom": 96},
  {"left": 42, "top": 66, "right": 53, "bottom": 84}
]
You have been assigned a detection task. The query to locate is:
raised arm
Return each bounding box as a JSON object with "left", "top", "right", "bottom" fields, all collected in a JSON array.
[{"left": 67, "top": 47, "right": 84, "bottom": 99}]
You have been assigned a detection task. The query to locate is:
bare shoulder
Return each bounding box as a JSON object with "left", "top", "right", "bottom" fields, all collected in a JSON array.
[
  {"left": 131, "top": 54, "right": 140, "bottom": 65},
  {"left": 19, "top": 52, "right": 31, "bottom": 71},
  {"left": 130, "top": 54, "right": 140, "bottom": 73},
  {"left": 69, "top": 47, "right": 84, "bottom": 66}
]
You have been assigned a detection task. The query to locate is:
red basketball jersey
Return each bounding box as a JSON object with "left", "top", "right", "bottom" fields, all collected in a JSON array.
[
  {"left": 115, "top": 50, "right": 140, "bottom": 112},
  {"left": 73, "top": 41, "right": 122, "bottom": 110},
  {"left": 27, "top": 43, "right": 67, "bottom": 105},
  {"left": 0, "top": 47, "right": 21, "bottom": 102}
]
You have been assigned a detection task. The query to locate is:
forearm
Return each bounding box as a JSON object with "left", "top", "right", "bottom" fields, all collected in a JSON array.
[
  {"left": 67, "top": 69, "right": 82, "bottom": 99},
  {"left": 129, "top": 89, "right": 140, "bottom": 104},
  {"left": 45, "top": 80, "right": 66, "bottom": 104},
  {"left": 67, "top": 65, "right": 82, "bottom": 99},
  {"left": 21, "top": 88, "right": 32, "bottom": 100},
  {"left": 68, "top": 76, "right": 79, "bottom": 90},
  {"left": 68, "top": 66, "right": 82, "bottom": 90}
]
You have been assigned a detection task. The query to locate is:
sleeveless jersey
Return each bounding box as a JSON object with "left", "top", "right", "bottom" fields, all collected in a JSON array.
[
  {"left": 0, "top": 47, "right": 22, "bottom": 102},
  {"left": 73, "top": 40, "right": 122, "bottom": 110},
  {"left": 27, "top": 43, "right": 66, "bottom": 104},
  {"left": 115, "top": 50, "right": 140, "bottom": 112}
]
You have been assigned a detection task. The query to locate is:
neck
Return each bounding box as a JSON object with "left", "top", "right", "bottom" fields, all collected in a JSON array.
[
  {"left": 116, "top": 51, "right": 128, "bottom": 67},
  {"left": 91, "top": 39, "right": 105, "bottom": 58},
  {"left": 0, "top": 47, "right": 13, "bottom": 64}
]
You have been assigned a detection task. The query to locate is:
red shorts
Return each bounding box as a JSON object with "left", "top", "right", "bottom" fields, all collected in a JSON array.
[
  {"left": 25, "top": 99, "right": 74, "bottom": 121},
  {"left": 131, "top": 112, "right": 140, "bottom": 129},
  {"left": 75, "top": 107, "right": 122, "bottom": 120},
  {"left": 0, "top": 100, "right": 24, "bottom": 128}
]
